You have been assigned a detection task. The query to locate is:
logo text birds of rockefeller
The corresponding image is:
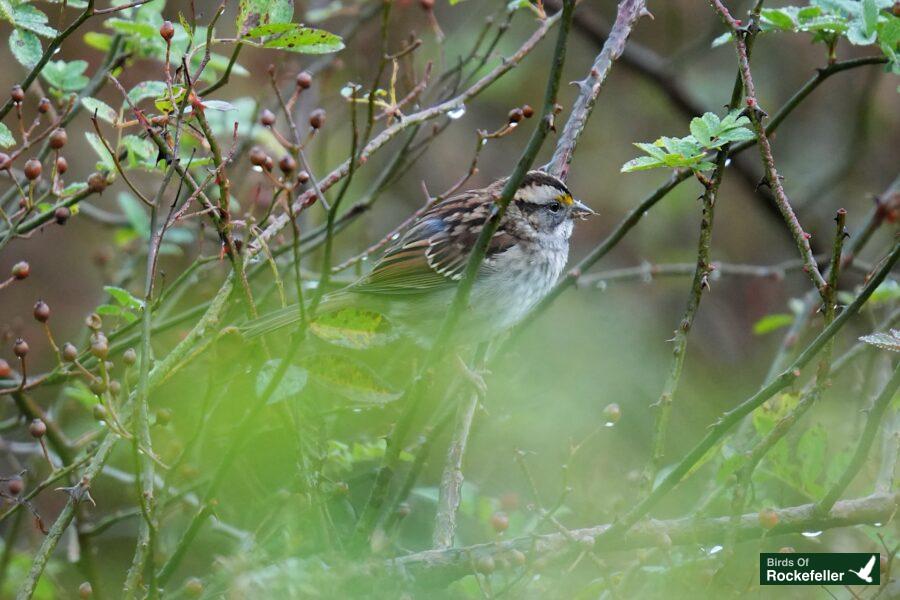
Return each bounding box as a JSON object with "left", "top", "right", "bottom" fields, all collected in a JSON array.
[{"left": 760, "top": 553, "right": 880, "bottom": 586}]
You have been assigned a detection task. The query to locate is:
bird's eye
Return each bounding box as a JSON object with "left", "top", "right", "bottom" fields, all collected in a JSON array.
[{"left": 547, "top": 201, "right": 561, "bottom": 213}]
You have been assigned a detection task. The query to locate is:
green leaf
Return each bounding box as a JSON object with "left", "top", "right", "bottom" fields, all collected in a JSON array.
[
  {"left": 879, "top": 14, "right": 900, "bottom": 47},
  {"left": 11, "top": 5, "right": 56, "bottom": 38},
  {"left": 0, "top": 123, "right": 13, "bottom": 148},
  {"left": 711, "top": 31, "right": 733, "bottom": 47},
  {"left": 752, "top": 393, "right": 798, "bottom": 437},
  {"left": 64, "top": 380, "right": 99, "bottom": 409},
  {"left": 761, "top": 8, "right": 797, "bottom": 30},
  {"left": 117, "top": 192, "right": 150, "bottom": 238},
  {"left": 862, "top": 0, "right": 879, "bottom": 36},
  {"left": 246, "top": 22, "right": 344, "bottom": 54},
  {"left": 178, "top": 12, "right": 193, "bottom": 42},
  {"left": 716, "top": 127, "right": 756, "bottom": 143},
  {"left": 869, "top": 278, "right": 900, "bottom": 304},
  {"left": 84, "top": 31, "right": 113, "bottom": 51},
  {"left": 689, "top": 116, "right": 712, "bottom": 146},
  {"left": 154, "top": 84, "right": 186, "bottom": 113},
  {"left": 237, "top": 0, "right": 294, "bottom": 36},
  {"left": 310, "top": 308, "right": 398, "bottom": 349},
  {"left": 104, "top": 17, "right": 158, "bottom": 38},
  {"left": 81, "top": 97, "right": 118, "bottom": 124},
  {"left": 41, "top": 60, "right": 89, "bottom": 92},
  {"left": 10, "top": 28, "right": 41, "bottom": 68},
  {"left": 256, "top": 359, "right": 308, "bottom": 404},
  {"left": 848, "top": 20, "right": 877, "bottom": 44},
  {"left": 127, "top": 80, "right": 167, "bottom": 106},
  {"left": 121, "top": 135, "right": 156, "bottom": 168},
  {"left": 859, "top": 330, "right": 900, "bottom": 352},
  {"left": 633, "top": 142, "right": 666, "bottom": 160},
  {"left": 117, "top": 192, "right": 150, "bottom": 240},
  {"left": 753, "top": 313, "right": 794, "bottom": 335},
  {"left": 304, "top": 354, "right": 402, "bottom": 405},
  {"left": 84, "top": 132, "right": 116, "bottom": 171},
  {"left": 621, "top": 156, "right": 664, "bottom": 173},
  {"left": 104, "top": 285, "right": 144, "bottom": 309}
]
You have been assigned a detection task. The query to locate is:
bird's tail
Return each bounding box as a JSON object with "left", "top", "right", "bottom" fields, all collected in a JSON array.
[
  {"left": 240, "top": 304, "right": 305, "bottom": 339},
  {"left": 240, "top": 293, "right": 354, "bottom": 339}
]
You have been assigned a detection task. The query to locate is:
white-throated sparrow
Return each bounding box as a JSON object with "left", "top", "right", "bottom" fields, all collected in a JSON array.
[{"left": 243, "top": 170, "right": 593, "bottom": 344}]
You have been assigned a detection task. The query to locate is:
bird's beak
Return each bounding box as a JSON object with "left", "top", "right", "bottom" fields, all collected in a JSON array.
[{"left": 569, "top": 199, "right": 596, "bottom": 220}]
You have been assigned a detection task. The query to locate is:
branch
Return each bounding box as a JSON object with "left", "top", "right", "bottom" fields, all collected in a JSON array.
[
  {"left": 712, "top": 0, "right": 827, "bottom": 297},
  {"left": 597, "top": 239, "right": 899, "bottom": 544},
  {"left": 576, "top": 255, "right": 872, "bottom": 286},
  {"left": 544, "top": 0, "right": 649, "bottom": 179},
  {"left": 817, "top": 363, "right": 900, "bottom": 514},
  {"left": 252, "top": 9, "right": 564, "bottom": 253},
  {"left": 494, "top": 55, "right": 887, "bottom": 357},
  {"left": 393, "top": 493, "right": 898, "bottom": 585},
  {"left": 353, "top": 0, "right": 578, "bottom": 547}
]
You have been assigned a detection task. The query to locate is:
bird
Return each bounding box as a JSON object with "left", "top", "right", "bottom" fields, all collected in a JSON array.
[
  {"left": 242, "top": 170, "right": 594, "bottom": 346},
  {"left": 848, "top": 555, "right": 877, "bottom": 583}
]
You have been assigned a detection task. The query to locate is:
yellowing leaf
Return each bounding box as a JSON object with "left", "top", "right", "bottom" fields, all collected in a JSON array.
[{"left": 310, "top": 307, "right": 397, "bottom": 349}]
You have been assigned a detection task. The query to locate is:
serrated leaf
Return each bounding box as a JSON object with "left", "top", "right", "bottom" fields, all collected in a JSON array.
[
  {"left": 10, "top": 28, "right": 41, "bottom": 68},
  {"left": 753, "top": 313, "right": 794, "bottom": 335},
  {"left": 0, "top": 123, "right": 13, "bottom": 148},
  {"left": 84, "top": 132, "right": 116, "bottom": 171},
  {"left": 304, "top": 354, "right": 402, "bottom": 405},
  {"left": 310, "top": 308, "right": 397, "bottom": 349},
  {"left": 117, "top": 192, "right": 150, "bottom": 237},
  {"left": 81, "top": 97, "right": 118, "bottom": 124},
  {"left": 633, "top": 142, "right": 667, "bottom": 160},
  {"left": 41, "top": 60, "right": 89, "bottom": 92},
  {"left": 621, "top": 156, "right": 665, "bottom": 173},
  {"left": 689, "top": 117, "right": 712, "bottom": 146},
  {"left": 246, "top": 22, "right": 344, "bottom": 54},
  {"left": 127, "top": 80, "right": 167, "bottom": 106},
  {"left": 859, "top": 330, "right": 900, "bottom": 352},
  {"left": 237, "top": 0, "right": 294, "bottom": 36},
  {"left": 12, "top": 5, "right": 56, "bottom": 38},
  {"left": 256, "top": 359, "right": 308, "bottom": 404},
  {"left": 761, "top": 8, "right": 797, "bottom": 30},
  {"left": 121, "top": 135, "right": 156, "bottom": 168},
  {"left": 716, "top": 127, "right": 756, "bottom": 143}
]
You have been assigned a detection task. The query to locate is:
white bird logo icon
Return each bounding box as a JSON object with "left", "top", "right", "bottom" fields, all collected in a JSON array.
[{"left": 848, "top": 555, "right": 877, "bottom": 583}]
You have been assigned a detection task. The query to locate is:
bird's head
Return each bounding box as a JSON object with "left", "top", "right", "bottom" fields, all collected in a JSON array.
[{"left": 507, "top": 170, "right": 594, "bottom": 236}]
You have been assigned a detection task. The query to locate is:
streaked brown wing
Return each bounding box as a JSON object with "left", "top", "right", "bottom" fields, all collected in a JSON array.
[{"left": 350, "top": 192, "right": 516, "bottom": 296}]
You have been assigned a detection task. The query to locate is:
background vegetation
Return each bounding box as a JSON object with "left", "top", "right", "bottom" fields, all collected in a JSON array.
[{"left": 0, "top": 0, "right": 898, "bottom": 598}]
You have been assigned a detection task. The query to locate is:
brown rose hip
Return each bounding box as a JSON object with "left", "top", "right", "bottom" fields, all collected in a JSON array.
[
  {"left": 24, "top": 159, "right": 42, "bottom": 180},
  {"left": 49, "top": 128, "right": 67, "bottom": 149}
]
